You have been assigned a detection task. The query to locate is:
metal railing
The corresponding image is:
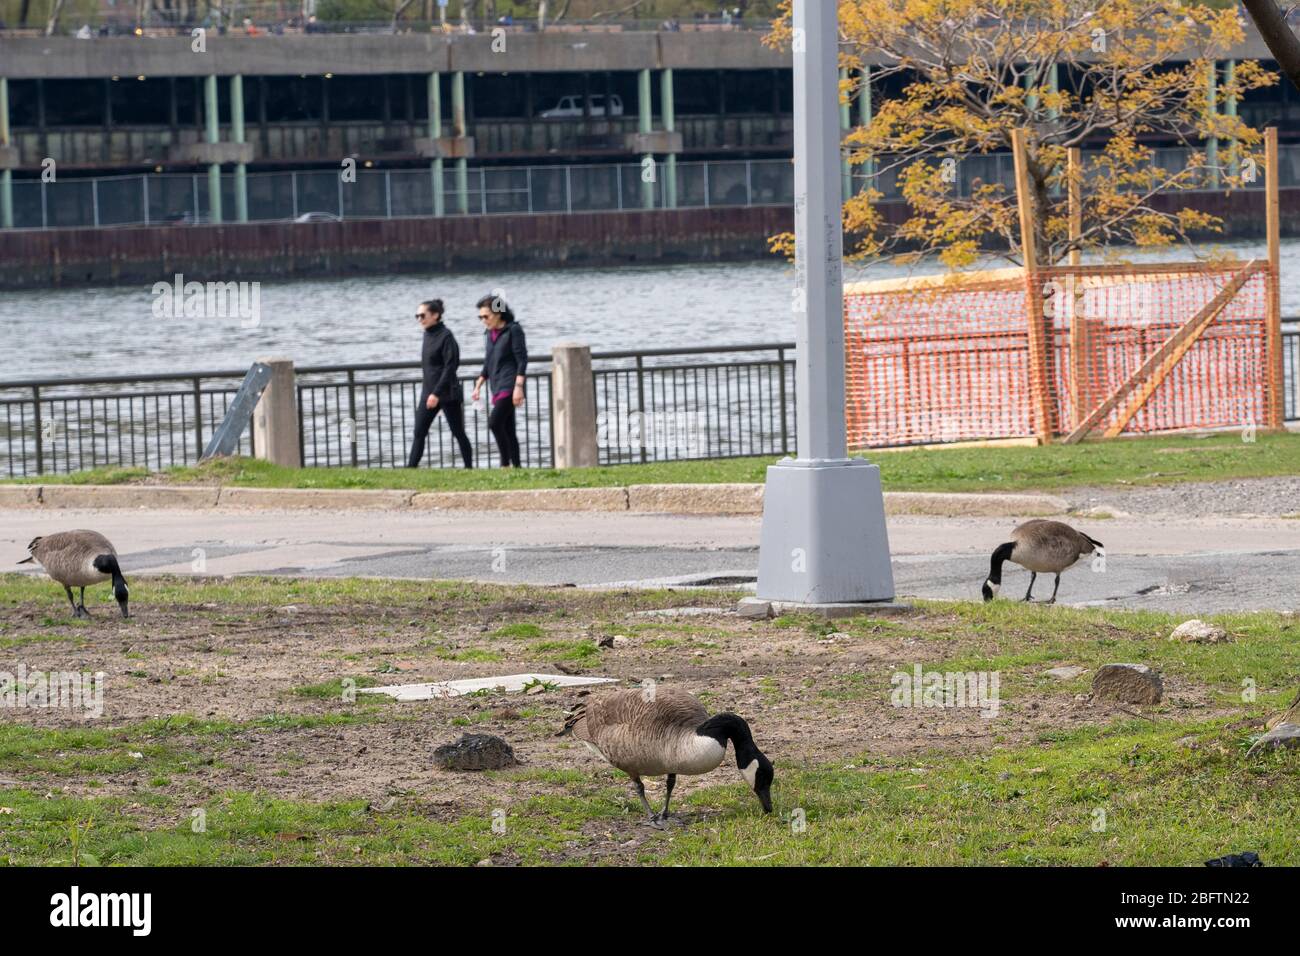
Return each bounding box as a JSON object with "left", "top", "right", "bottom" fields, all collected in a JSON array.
[
  {"left": 593, "top": 344, "right": 795, "bottom": 464},
  {"left": 1, "top": 332, "right": 1295, "bottom": 479},
  {"left": 6, "top": 159, "right": 795, "bottom": 231},
  {"left": 10, "top": 142, "right": 1300, "bottom": 231}
]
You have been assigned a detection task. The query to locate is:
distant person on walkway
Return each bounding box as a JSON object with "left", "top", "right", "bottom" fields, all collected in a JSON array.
[
  {"left": 472, "top": 294, "right": 527, "bottom": 468},
  {"left": 408, "top": 299, "right": 473, "bottom": 469}
]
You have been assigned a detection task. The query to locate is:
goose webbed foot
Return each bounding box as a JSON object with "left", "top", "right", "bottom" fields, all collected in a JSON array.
[
  {"left": 631, "top": 776, "right": 661, "bottom": 827},
  {"left": 1022, "top": 572, "right": 1037, "bottom": 602},
  {"left": 1045, "top": 574, "right": 1061, "bottom": 605}
]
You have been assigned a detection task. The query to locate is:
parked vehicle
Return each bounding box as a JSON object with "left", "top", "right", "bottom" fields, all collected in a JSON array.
[
  {"left": 293, "top": 211, "right": 342, "bottom": 223},
  {"left": 539, "top": 94, "right": 624, "bottom": 119},
  {"left": 163, "top": 211, "right": 211, "bottom": 225}
]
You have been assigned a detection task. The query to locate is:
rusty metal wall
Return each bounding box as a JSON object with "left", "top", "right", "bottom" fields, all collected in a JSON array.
[{"left": 0, "top": 205, "right": 796, "bottom": 289}]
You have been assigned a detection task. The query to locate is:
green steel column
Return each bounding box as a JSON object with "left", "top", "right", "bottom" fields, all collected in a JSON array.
[
  {"left": 0, "top": 77, "right": 12, "bottom": 230},
  {"left": 858, "top": 66, "right": 872, "bottom": 190},
  {"left": 1206, "top": 60, "right": 1219, "bottom": 188},
  {"left": 1025, "top": 67, "right": 1038, "bottom": 113},
  {"left": 231, "top": 74, "right": 248, "bottom": 223},
  {"left": 638, "top": 68, "right": 654, "bottom": 209},
  {"left": 661, "top": 68, "right": 677, "bottom": 209},
  {"left": 204, "top": 74, "right": 223, "bottom": 224},
  {"left": 429, "top": 72, "right": 444, "bottom": 217},
  {"left": 839, "top": 67, "right": 852, "bottom": 200},
  {"left": 452, "top": 71, "right": 468, "bottom": 215},
  {"left": 1225, "top": 59, "right": 1239, "bottom": 180}
]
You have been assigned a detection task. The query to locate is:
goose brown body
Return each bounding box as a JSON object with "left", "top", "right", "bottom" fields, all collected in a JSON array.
[
  {"left": 25, "top": 531, "right": 118, "bottom": 587},
  {"left": 560, "top": 686, "right": 774, "bottom": 823},
  {"left": 565, "top": 687, "right": 723, "bottom": 777},
  {"left": 982, "top": 520, "right": 1103, "bottom": 604},
  {"left": 20, "top": 530, "right": 130, "bottom": 618}
]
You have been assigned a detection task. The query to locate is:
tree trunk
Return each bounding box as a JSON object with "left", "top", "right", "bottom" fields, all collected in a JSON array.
[
  {"left": 1242, "top": 0, "right": 1300, "bottom": 93},
  {"left": 45, "top": 0, "right": 68, "bottom": 35}
]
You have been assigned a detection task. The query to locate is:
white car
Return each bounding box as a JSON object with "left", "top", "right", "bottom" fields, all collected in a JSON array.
[
  {"left": 539, "top": 94, "right": 624, "bottom": 119},
  {"left": 294, "top": 211, "right": 342, "bottom": 223}
]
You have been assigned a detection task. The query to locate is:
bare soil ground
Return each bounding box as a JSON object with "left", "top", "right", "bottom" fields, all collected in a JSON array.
[{"left": 0, "top": 579, "right": 1236, "bottom": 850}]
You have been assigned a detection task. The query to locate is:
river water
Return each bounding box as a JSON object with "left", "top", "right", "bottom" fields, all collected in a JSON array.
[{"left": 2, "top": 239, "right": 1297, "bottom": 380}]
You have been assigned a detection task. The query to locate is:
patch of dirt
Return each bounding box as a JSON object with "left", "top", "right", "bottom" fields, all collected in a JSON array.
[{"left": 0, "top": 582, "right": 1228, "bottom": 840}]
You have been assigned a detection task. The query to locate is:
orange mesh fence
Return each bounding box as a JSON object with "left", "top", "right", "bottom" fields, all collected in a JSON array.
[{"left": 843, "top": 262, "right": 1276, "bottom": 448}]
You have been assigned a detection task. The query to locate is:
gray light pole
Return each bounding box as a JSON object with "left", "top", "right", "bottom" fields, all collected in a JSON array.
[{"left": 753, "top": 0, "right": 896, "bottom": 611}]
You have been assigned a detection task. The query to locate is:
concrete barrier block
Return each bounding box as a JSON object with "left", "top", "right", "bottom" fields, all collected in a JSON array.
[
  {"left": 40, "top": 485, "right": 222, "bottom": 509},
  {"left": 218, "top": 488, "right": 415, "bottom": 510},
  {"left": 411, "top": 487, "right": 629, "bottom": 512},
  {"left": 627, "top": 483, "right": 764, "bottom": 515},
  {"left": 0, "top": 485, "right": 42, "bottom": 508},
  {"left": 883, "top": 491, "right": 1068, "bottom": 517}
]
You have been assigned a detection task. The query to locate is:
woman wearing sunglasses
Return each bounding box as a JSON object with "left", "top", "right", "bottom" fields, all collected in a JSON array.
[
  {"left": 471, "top": 293, "right": 527, "bottom": 468},
  {"left": 407, "top": 299, "right": 473, "bottom": 469}
]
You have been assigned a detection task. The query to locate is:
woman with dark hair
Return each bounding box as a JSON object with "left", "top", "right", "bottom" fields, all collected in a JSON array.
[
  {"left": 407, "top": 299, "right": 473, "bottom": 469},
  {"left": 471, "top": 293, "right": 527, "bottom": 468}
]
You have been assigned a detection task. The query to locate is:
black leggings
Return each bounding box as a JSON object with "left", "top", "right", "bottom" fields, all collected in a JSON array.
[
  {"left": 408, "top": 397, "right": 473, "bottom": 468},
  {"left": 489, "top": 399, "right": 521, "bottom": 468}
]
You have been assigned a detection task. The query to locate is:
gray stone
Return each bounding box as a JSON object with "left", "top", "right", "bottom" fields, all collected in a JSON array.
[
  {"left": 1092, "top": 663, "right": 1164, "bottom": 705},
  {"left": 433, "top": 734, "right": 518, "bottom": 771},
  {"left": 1247, "top": 723, "right": 1300, "bottom": 757},
  {"left": 1044, "top": 665, "right": 1087, "bottom": 681},
  {"left": 1169, "top": 619, "right": 1231, "bottom": 644},
  {"left": 736, "top": 597, "right": 774, "bottom": 619}
]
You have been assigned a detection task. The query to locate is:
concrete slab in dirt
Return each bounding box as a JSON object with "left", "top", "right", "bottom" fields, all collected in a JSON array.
[{"left": 361, "top": 672, "right": 618, "bottom": 701}]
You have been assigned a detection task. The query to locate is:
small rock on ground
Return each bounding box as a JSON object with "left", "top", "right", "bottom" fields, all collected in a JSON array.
[
  {"left": 1045, "top": 665, "right": 1087, "bottom": 680},
  {"left": 1092, "top": 663, "right": 1164, "bottom": 705},
  {"left": 1247, "top": 723, "right": 1300, "bottom": 757},
  {"left": 1170, "top": 619, "right": 1231, "bottom": 644},
  {"left": 433, "top": 733, "right": 518, "bottom": 771}
]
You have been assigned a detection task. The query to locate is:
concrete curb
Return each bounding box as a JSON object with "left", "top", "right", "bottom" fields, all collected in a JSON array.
[
  {"left": 217, "top": 488, "right": 416, "bottom": 510},
  {"left": 0, "top": 482, "right": 1071, "bottom": 517},
  {"left": 412, "top": 487, "right": 629, "bottom": 512}
]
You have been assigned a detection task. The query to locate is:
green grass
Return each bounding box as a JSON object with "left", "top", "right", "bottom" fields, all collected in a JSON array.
[
  {"left": 2, "top": 716, "right": 1295, "bottom": 866},
  {"left": 8, "top": 431, "right": 1297, "bottom": 494}
]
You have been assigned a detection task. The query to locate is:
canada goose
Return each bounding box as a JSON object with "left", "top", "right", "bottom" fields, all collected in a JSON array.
[
  {"left": 558, "top": 686, "right": 773, "bottom": 826},
  {"left": 18, "top": 531, "right": 130, "bottom": 619},
  {"left": 982, "top": 519, "right": 1103, "bottom": 605}
]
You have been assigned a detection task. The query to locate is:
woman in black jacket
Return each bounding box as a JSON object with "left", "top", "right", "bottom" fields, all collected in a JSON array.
[
  {"left": 471, "top": 293, "right": 527, "bottom": 468},
  {"left": 407, "top": 299, "right": 473, "bottom": 469}
]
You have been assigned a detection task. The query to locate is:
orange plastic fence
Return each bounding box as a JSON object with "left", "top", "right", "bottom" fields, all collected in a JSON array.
[{"left": 842, "top": 262, "right": 1275, "bottom": 448}]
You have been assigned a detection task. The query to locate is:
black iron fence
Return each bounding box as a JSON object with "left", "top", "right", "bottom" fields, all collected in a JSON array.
[
  {"left": 592, "top": 344, "right": 796, "bottom": 465},
  {"left": 1, "top": 333, "right": 1296, "bottom": 480}
]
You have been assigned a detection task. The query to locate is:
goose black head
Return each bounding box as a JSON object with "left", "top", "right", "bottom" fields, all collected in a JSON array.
[
  {"left": 740, "top": 747, "right": 775, "bottom": 814},
  {"left": 93, "top": 554, "right": 129, "bottom": 619},
  {"left": 983, "top": 542, "right": 1015, "bottom": 603}
]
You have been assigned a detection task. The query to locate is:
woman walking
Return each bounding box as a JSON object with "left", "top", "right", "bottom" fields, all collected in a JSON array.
[
  {"left": 472, "top": 293, "right": 527, "bottom": 468},
  {"left": 407, "top": 299, "right": 473, "bottom": 469}
]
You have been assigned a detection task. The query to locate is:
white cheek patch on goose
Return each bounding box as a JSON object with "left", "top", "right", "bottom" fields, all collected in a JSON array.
[
  {"left": 741, "top": 760, "right": 759, "bottom": 788},
  {"left": 984, "top": 580, "right": 999, "bottom": 595}
]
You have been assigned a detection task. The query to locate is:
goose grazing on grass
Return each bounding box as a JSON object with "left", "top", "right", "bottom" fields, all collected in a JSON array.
[
  {"left": 18, "top": 530, "right": 130, "bottom": 619},
  {"left": 559, "top": 686, "right": 773, "bottom": 827},
  {"left": 982, "top": 519, "right": 1103, "bottom": 605}
]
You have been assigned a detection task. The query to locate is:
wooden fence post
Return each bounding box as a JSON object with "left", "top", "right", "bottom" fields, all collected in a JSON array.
[{"left": 1012, "top": 128, "right": 1055, "bottom": 443}]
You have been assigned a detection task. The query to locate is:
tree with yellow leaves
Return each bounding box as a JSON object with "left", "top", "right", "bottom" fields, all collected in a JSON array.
[{"left": 767, "top": 0, "right": 1275, "bottom": 269}]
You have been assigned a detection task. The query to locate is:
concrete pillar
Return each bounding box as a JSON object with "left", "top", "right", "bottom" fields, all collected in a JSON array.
[
  {"left": 661, "top": 68, "right": 678, "bottom": 209},
  {"left": 204, "top": 75, "right": 223, "bottom": 224},
  {"left": 0, "top": 77, "right": 13, "bottom": 230},
  {"left": 452, "top": 71, "right": 468, "bottom": 214},
  {"left": 252, "top": 358, "right": 302, "bottom": 468},
  {"left": 231, "top": 74, "right": 248, "bottom": 223},
  {"left": 1225, "top": 59, "right": 1239, "bottom": 179},
  {"left": 839, "top": 67, "right": 852, "bottom": 201},
  {"left": 429, "top": 72, "right": 445, "bottom": 217},
  {"left": 638, "top": 68, "right": 654, "bottom": 209},
  {"left": 1206, "top": 60, "right": 1219, "bottom": 188},
  {"left": 551, "top": 343, "right": 599, "bottom": 469}
]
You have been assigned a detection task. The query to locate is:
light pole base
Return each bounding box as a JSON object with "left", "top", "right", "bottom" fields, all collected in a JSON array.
[{"left": 756, "top": 457, "right": 896, "bottom": 604}]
